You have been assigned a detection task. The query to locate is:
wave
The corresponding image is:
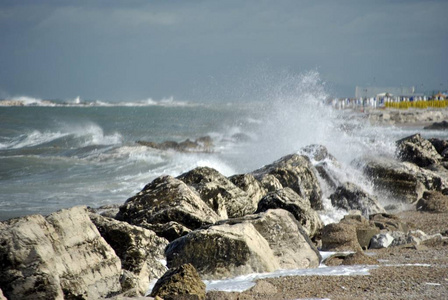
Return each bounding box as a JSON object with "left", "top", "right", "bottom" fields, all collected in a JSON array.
[
  {"left": 0, "top": 123, "right": 122, "bottom": 150},
  {"left": 0, "top": 96, "right": 194, "bottom": 107}
]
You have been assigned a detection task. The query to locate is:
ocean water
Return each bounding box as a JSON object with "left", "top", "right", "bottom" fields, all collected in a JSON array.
[{"left": 0, "top": 72, "right": 444, "bottom": 221}]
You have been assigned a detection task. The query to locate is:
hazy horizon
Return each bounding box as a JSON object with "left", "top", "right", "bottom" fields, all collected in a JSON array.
[{"left": 1, "top": 1, "right": 447, "bottom": 102}]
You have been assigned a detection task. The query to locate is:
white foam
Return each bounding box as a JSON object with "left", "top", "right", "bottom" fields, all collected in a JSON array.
[
  {"left": 0, "top": 130, "right": 69, "bottom": 149},
  {"left": 204, "top": 264, "right": 375, "bottom": 292}
]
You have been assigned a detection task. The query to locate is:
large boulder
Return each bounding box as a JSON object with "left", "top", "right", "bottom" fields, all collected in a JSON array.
[
  {"left": 255, "top": 188, "right": 323, "bottom": 238},
  {"left": 416, "top": 191, "right": 448, "bottom": 213},
  {"left": 361, "top": 156, "right": 444, "bottom": 203},
  {"left": 117, "top": 175, "right": 220, "bottom": 232},
  {"left": 252, "top": 154, "right": 323, "bottom": 210},
  {"left": 0, "top": 206, "right": 122, "bottom": 300},
  {"left": 228, "top": 173, "right": 267, "bottom": 208},
  {"left": 177, "top": 167, "right": 255, "bottom": 219},
  {"left": 396, "top": 134, "right": 442, "bottom": 167},
  {"left": 321, "top": 222, "right": 362, "bottom": 252},
  {"left": 150, "top": 264, "right": 206, "bottom": 300},
  {"left": 330, "top": 182, "right": 386, "bottom": 217},
  {"left": 243, "top": 209, "right": 321, "bottom": 269},
  {"left": 166, "top": 222, "right": 280, "bottom": 279},
  {"left": 89, "top": 213, "right": 168, "bottom": 296},
  {"left": 166, "top": 209, "right": 320, "bottom": 280}
]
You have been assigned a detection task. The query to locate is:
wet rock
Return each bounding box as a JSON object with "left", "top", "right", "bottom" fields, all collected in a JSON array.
[
  {"left": 228, "top": 173, "right": 267, "bottom": 208},
  {"left": 321, "top": 222, "right": 362, "bottom": 252},
  {"left": 89, "top": 213, "right": 168, "bottom": 295},
  {"left": 369, "top": 233, "right": 394, "bottom": 249},
  {"left": 323, "top": 251, "right": 378, "bottom": 266},
  {"left": 252, "top": 154, "right": 323, "bottom": 210},
  {"left": 369, "top": 213, "right": 409, "bottom": 232},
  {"left": 330, "top": 182, "right": 386, "bottom": 217},
  {"left": 0, "top": 206, "right": 122, "bottom": 300},
  {"left": 424, "top": 120, "right": 448, "bottom": 130},
  {"left": 299, "top": 144, "right": 338, "bottom": 163},
  {"left": 255, "top": 188, "right": 323, "bottom": 238},
  {"left": 166, "top": 222, "right": 280, "bottom": 279},
  {"left": 150, "top": 264, "right": 206, "bottom": 300},
  {"left": 137, "top": 136, "right": 214, "bottom": 153},
  {"left": 396, "top": 134, "right": 442, "bottom": 167},
  {"left": 428, "top": 138, "right": 448, "bottom": 158},
  {"left": 416, "top": 190, "right": 448, "bottom": 212},
  {"left": 178, "top": 167, "right": 255, "bottom": 219},
  {"left": 361, "top": 156, "right": 444, "bottom": 203},
  {"left": 117, "top": 175, "right": 220, "bottom": 232}
]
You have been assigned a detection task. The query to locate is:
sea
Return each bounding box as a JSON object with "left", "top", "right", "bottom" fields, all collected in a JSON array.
[{"left": 0, "top": 72, "right": 445, "bottom": 222}]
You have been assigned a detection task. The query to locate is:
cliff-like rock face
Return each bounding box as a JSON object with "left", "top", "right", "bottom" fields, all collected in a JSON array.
[
  {"left": 89, "top": 213, "right": 168, "bottom": 296},
  {"left": 0, "top": 206, "right": 122, "bottom": 300}
]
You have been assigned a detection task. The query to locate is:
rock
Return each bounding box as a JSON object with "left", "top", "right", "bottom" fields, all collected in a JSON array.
[
  {"left": 255, "top": 188, "right": 323, "bottom": 238},
  {"left": 228, "top": 173, "right": 267, "bottom": 208},
  {"left": 237, "top": 209, "right": 321, "bottom": 269},
  {"left": 416, "top": 191, "right": 448, "bottom": 212},
  {"left": 166, "top": 222, "right": 280, "bottom": 279},
  {"left": 89, "top": 213, "right": 168, "bottom": 295},
  {"left": 252, "top": 154, "right": 323, "bottom": 210},
  {"left": 166, "top": 209, "right": 320, "bottom": 279},
  {"left": 396, "top": 134, "right": 442, "bottom": 167},
  {"left": 369, "top": 213, "right": 409, "bottom": 232},
  {"left": 338, "top": 214, "right": 380, "bottom": 250},
  {"left": 361, "top": 156, "right": 444, "bottom": 203},
  {"left": 137, "top": 136, "right": 214, "bottom": 153},
  {"left": 323, "top": 251, "right": 378, "bottom": 266},
  {"left": 117, "top": 175, "right": 220, "bottom": 231},
  {"left": 299, "top": 144, "right": 338, "bottom": 163},
  {"left": 314, "top": 162, "right": 342, "bottom": 192},
  {"left": 178, "top": 167, "right": 255, "bottom": 219},
  {"left": 424, "top": 120, "right": 448, "bottom": 130},
  {"left": 369, "top": 233, "right": 394, "bottom": 249},
  {"left": 150, "top": 264, "right": 206, "bottom": 300},
  {"left": 144, "top": 221, "right": 191, "bottom": 242},
  {"left": 330, "top": 182, "right": 386, "bottom": 217},
  {"left": 0, "top": 206, "right": 122, "bottom": 300},
  {"left": 428, "top": 138, "right": 448, "bottom": 158},
  {"left": 89, "top": 204, "right": 121, "bottom": 218},
  {"left": 258, "top": 174, "right": 283, "bottom": 192},
  {"left": 321, "top": 222, "right": 362, "bottom": 252}
]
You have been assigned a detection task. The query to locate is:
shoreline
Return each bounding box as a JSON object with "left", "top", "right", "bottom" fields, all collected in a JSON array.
[{"left": 219, "top": 210, "right": 448, "bottom": 300}]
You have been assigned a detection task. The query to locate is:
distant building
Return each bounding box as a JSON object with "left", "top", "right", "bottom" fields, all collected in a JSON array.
[
  {"left": 355, "top": 86, "right": 415, "bottom": 98},
  {"left": 433, "top": 92, "right": 446, "bottom": 100}
]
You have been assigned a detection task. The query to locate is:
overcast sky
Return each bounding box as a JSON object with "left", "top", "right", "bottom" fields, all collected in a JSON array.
[{"left": 1, "top": 0, "right": 447, "bottom": 101}]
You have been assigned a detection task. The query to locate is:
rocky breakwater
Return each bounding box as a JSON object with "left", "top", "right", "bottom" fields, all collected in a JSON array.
[
  {"left": 2, "top": 134, "right": 448, "bottom": 299},
  {"left": 366, "top": 108, "right": 448, "bottom": 125}
]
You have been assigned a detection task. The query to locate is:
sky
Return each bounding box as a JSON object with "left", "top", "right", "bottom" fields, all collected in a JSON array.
[{"left": 0, "top": 0, "right": 447, "bottom": 101}]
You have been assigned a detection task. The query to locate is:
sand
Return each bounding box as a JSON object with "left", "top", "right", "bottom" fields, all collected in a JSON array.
[{"left": 206, "top": 211, "right": 448, "bottom": 300}]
